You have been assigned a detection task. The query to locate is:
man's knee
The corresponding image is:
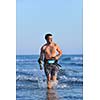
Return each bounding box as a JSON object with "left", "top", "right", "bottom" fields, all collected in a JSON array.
[
  {"left": 52, "top": 75, "right": 57, "bottom": 81},
  {"left": 47, "top": 74, "right": 51, "bottom": 81}
]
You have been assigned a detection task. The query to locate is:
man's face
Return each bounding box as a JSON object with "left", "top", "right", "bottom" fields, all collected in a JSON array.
[{"left": 46, "top": 36, "right": 53, "bottom": 44}]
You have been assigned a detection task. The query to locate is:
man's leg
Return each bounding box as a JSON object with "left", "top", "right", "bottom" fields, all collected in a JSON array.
[
  {"left": 47, "top": 74, "right": 52, "bottom": 89},
  {"left": 51, "top": 68, "right": 58, "bottom": 86},
  {"left": 44, "top": 64, "right": 52, "bottom": 89},
  {"left": 51, "top": 66, "right": 58, "bottom": 82},
  {"left": 47, "top": 72, "right": 58, "bottom": 89},
  {"left": 47, "top": 74, "right": 51, "bottom": 81},
  {"left": 52, "top": 75, "right": 57, "bottom": 81}
]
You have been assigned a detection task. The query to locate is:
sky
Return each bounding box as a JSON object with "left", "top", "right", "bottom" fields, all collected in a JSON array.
[{"left": 16, "top": 0, "right": 83, "bottom": 55}]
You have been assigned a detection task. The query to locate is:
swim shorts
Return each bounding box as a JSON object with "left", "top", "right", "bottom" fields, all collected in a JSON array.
[{"left": 44, "top": 59, "right": 59, "bottom": 77}]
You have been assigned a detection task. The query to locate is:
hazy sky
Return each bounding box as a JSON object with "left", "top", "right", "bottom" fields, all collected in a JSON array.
[{"left": 16, "top": 0, "right": 83, "bottom": 55}]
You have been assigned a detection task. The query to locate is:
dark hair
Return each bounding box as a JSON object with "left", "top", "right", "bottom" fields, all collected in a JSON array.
[{"left": 45, "top": 34, "right": 52, "bottom": 40}]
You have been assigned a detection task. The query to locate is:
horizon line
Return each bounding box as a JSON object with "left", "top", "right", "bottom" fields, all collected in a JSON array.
[{"left": 16, "top": 53, "right": 83, "bottom": 56}]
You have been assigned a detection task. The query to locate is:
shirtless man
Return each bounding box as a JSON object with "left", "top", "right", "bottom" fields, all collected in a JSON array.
[{"left": 38, "top": 33, "right": 62, "bottom": 89}]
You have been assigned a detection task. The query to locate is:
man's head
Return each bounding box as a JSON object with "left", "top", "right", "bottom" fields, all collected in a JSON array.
[{"left": 45, "top": 33, "right": 53, "bottom": 44}]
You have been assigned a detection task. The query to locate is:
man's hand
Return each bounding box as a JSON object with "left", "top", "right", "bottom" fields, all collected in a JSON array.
[
  {"left": 53, "top": 56, "right": 59, "bottom": 60},
  {"left": 40, "top": 64, "right": 43, "bottom": 70},
  {"left": 38, "top": 58, "right": 42, "bottom": 64},
  {"left": 38, "top": 58, "right": 43, "bottom": 70}
]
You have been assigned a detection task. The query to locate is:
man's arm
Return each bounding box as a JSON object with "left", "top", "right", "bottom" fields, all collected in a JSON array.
[
  {"left": 38, "top": 46, "right": 44, "bottom": 64},
  {"left": 38, "top": 46, "right": 44, "bottom": 70},
  {"left": 55, "top": 44, "right": 62, "bottom": 60}
]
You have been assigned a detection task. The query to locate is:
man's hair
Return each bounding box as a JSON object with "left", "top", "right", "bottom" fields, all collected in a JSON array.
[{"left": 45, "top": 33, "right": 52, "bottom": 40}]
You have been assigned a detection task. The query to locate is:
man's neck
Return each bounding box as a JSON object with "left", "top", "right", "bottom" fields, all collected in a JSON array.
[{"left": 47, "top": 42, "right": 53, "bottom": 45}]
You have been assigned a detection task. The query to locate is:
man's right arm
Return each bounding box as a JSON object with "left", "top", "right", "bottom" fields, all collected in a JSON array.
[
  {"left": 38, "top": 46, "right": 44, "bottom": 70},
  {"left": 38, "top": 46, "right": 44, "bottom": 64}
]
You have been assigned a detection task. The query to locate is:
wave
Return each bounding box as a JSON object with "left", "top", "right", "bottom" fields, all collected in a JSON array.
[
  {"left": 16, "top": 75, "right": 38, "bottom": 81},
  {"left": 16, "top": 59, "right": 38, "bottom": 65},
  {"left": 58, "top": 75, "right": 83, "bottom": 84},
  {"left": 16, "top": 83, "right": 39, "bottom": 90},
  {"left": 67, "top": 62, "right": 83, "bottom": 66},
  {"left": 16, "top": 74, "right": 82, "bottom": 90},
  {"left": 16, "top": 83, "right": 69, "bottom": 90},
  {"left": 60, "top": 62, "right": 83, "bottom": 66},
  {"left": 16, "top": 56, "right": 82, "bottom": 63},
  {"left": 16, "top": 71, "right": 34, "bottom": 76},
  {"left": 61, "top": 56, "right": 83, "bottom": 61},
  {"left": 62, "top": 96, "right": 82, "bottom": 99},
  {"left": 16, "top": 69, "right": 38, "bottom": 76},
  {"left": 16, "top": 68, "right": 82, "bottom": 84},
  {"left": 16, "top": 68, "right": 38, "bottom": 73},
  {"left": 16, "top": 74, "right": 82, "bottom": 85},
  {"left": 16, "top": 59, "right": 37, "bottom": 62}
]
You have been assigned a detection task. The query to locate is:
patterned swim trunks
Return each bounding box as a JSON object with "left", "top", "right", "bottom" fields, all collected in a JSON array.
[{"left": 44, "top": 59, "right": 59, "bottom": 77}]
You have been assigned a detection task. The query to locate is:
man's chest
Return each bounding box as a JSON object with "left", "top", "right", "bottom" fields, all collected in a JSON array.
[{"left": 45, "top": 46, "right": 56, "bottom": 53}]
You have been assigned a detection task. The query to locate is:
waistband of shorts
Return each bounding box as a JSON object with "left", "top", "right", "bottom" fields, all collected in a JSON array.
[{"left": 44, "top": 58, "right": 58, "bottom": 64}]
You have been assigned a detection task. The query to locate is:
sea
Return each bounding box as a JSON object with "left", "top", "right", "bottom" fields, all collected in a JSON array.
[{"left": 16, "top": 55, "right": 83, "bottom": 100}]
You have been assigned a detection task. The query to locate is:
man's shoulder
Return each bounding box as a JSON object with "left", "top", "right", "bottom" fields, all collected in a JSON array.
[
  {"left": 41, "top": 44, "right": 47, "bottom": 50},
  {"left": 53, "top": 42, "right": 57, "bottom": 46},
  {"left": 42, "top": 43, "right": 47, "bottom": 47},
  {"left": 53, "top": 42, "right": 60, "bottom": 49}
]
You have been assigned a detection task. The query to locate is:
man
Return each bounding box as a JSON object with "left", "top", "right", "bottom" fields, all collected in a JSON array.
[{"left": 38, "top": 33, "right": 62, "bottom": 89}]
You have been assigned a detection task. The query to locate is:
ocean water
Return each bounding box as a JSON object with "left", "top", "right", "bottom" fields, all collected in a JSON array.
[{"left": 16, "top": 55, "right": 83, "bottom": 100}]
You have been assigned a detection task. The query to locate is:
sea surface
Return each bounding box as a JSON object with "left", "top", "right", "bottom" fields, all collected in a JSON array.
[{"left": 16, "top": 55, "right": 83, "bottom": 100}]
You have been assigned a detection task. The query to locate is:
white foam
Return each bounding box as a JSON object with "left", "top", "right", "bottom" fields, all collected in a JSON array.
[
  {"left": 59, "top": 75, "right": 83, "bottom": 82},
  {"left": 38, "top": 78, "right": 47, "bottom": 88},
  {"left": 49, "top": 80, "right": 58, "bottom": 88},
  {"left": 57, "top": 84, "right": 70, "bottom": 89},
  {"left": 71, "top": 57, "right": 83, "bottom": 61}
]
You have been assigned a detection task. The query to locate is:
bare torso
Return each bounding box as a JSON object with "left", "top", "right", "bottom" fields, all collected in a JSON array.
[{"left": 42, "top": 42, "right": 57, "bottom": 59}]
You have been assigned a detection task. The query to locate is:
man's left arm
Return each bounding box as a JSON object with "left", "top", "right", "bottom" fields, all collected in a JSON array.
[{"left": 55, "top": 44, "right": 62, "bottom": 60}]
